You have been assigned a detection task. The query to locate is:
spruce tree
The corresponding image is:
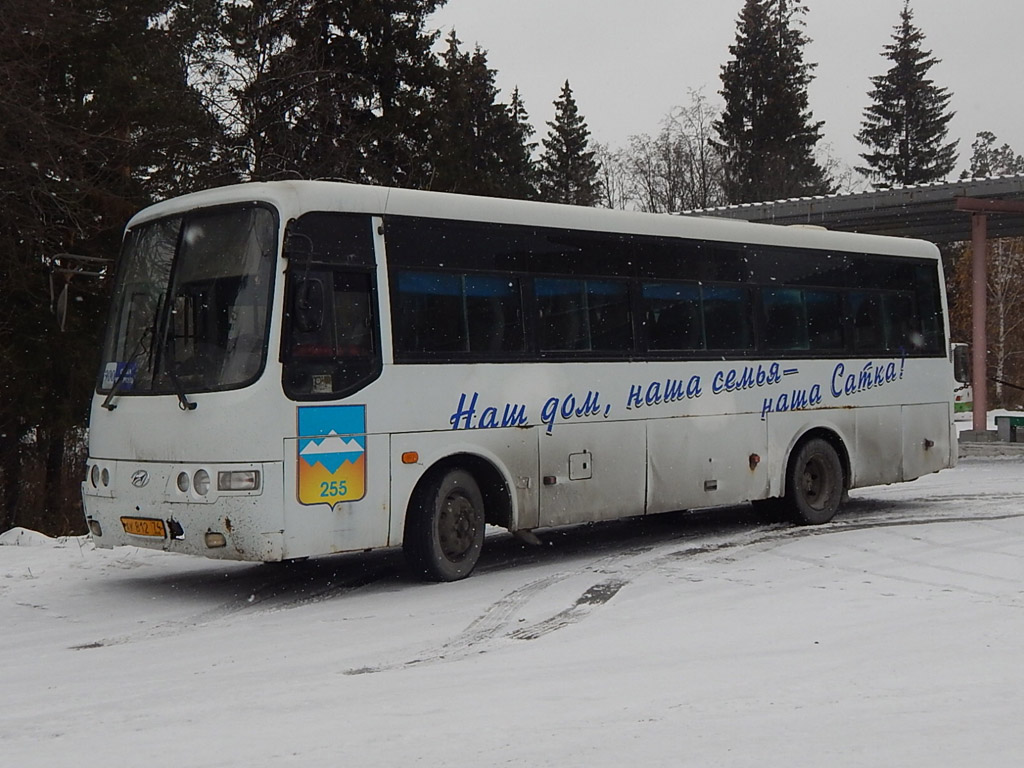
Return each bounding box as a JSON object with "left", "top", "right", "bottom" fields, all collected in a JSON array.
[
  {"left": 537, "top": 80, "right": 602, "bottom": 206},
  {"left": 713, "top": 0, "right": 831, "bottom": 204},
  {"left": 856, "top": 0, "right": 957, "bottom": 187},
  {"left": 507, "top": 87, "right": 540, "bottom": 199},
  {"left": 429, "top": 33, "right": 537, "bottom": 198},
  {"left": 221, "top": 0, "right": 443, "bottom": 186},
  {"left": 0, "top": 0, "right": 229, "bottom": 534}
]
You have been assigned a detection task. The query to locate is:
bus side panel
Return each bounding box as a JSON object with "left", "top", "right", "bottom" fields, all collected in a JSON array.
[
  {"left": 901, "top": 402, "right": 953, "bottom": 481},
  {"left": 387, "top": 428, "right": 540, "bottom": 544},
  {"left": 852, "top": 406, "right": 903, "bottom": 488},
  {"left": 648, "top": 413, "right": 769, "bottom": 514},
  {"left": 280, "top": 432, "right": 391, "bottom": 558},
  {"left": 539, "top": 420, "right": 646, "bottom": 527}
]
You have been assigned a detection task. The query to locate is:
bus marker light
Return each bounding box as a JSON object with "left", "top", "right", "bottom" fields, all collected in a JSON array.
[
  {"left": 749, "top": 453, "right": 761, "bottom": 470},
  {"left": 217, "top": 470, "right": 260, "bottom": 491},
  {"left": 401, "top": 452, "right": 419, "bottom": 465},
  {"left": 543, "top": 476, "right": 557, "bottom": 486},
  {"left": 205, "top": 532, "right": 227, "bottom": 548}
]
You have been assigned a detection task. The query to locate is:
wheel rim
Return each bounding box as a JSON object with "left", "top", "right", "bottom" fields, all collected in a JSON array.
[
  {"left": 799, "top": 455, "right": 834, "bottom": 511},
  {"left": 437, "top": 490, "right": 478, "bottom": 562}
]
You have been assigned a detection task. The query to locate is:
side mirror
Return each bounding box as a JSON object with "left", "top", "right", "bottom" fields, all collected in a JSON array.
[
  {"left": 294, "top": 278, "right": 325, "bottom": 333},
  {"left": 952, "top": 343, "right": 970, "bottom": 384}
]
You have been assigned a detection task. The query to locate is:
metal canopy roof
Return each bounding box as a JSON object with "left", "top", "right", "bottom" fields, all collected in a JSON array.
[{"left": 688, "top": 175, "right": 1024, "bottom": 242}]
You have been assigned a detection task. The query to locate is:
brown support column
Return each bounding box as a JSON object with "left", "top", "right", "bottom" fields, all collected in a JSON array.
[{"left": 971, "top": 213, "right": 988, "bottom": 432}]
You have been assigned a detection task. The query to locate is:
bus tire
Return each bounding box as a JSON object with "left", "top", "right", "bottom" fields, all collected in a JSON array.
[
  {"left": 786, "top": 438, "right": 844, "bottom": 525},
  {"left": 404, "top": 468, "right": 485, "bottom": 582}
]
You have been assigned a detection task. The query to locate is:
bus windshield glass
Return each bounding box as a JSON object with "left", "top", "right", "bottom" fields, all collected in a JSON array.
[{"left": 98, "top": 204, "right": 277, "bottom": 396}]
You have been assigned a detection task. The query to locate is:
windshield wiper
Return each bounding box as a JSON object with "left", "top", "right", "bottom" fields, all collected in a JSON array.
[
  {"left": 165, "top": 365, "right": 197, "bottom": 411},
  {"left": 101, "top": 325, "right": 154, "bottom": 411}
]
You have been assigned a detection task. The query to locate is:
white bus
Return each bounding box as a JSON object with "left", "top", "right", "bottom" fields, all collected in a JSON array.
[{"left": 82, "top": 181, "right": 956, "bottom": 580}]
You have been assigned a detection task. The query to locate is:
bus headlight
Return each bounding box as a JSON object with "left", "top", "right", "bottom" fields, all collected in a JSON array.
[
  {"left": 90, "top": 464, "right": 100, "bottom": 488},
  {"left": 193, "top": 469, "right": 211, "bottom": 496},
  {"left": 218, "top": 470, "right": 260, "bottom": 491},
  {"left": 176, "top": 472, "right": 190, "bottom": 493}
]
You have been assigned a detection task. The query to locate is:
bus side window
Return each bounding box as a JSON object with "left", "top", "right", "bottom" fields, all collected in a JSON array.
[
  {"left": 536, "top": 277, "right": 588, "bottom": 351},
  {"left": 642, "top": 281, "right": 703, "bottom": 352},
  {"left": 392, "top": 270, "right": 525, "bottom": 359},
  {"left": 850, "top": 291, "right": 884, "bottom": 353},
  {"left": 587, "top": 280, "right": 633, "bottom": 351},
  {"left": 704, "top": 285, "right": 754, "bottom": 351},
  {"left": 805, "top": 290, "right": 844, "bottom": 350},
  {"left": 884, "top": 292, "right": 920, "bottom": 352},
  {"left": 464, "top": 275, "right": 525, "bottom": 354},
  {"left": 763, "top": 288, "right": 808, "bottom": 350}
]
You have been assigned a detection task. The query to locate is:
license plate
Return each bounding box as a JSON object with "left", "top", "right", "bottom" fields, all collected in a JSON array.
[{"left": 121, "top": 516, "right": 166, "bottom": 538}]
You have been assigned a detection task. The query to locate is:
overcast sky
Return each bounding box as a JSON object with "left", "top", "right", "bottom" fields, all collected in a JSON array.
[{"left": 429, "top": 0, "right": 1023, "bottom": 183}]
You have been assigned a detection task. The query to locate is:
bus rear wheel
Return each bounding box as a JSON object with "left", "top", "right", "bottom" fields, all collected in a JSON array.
[
  {"left": 786, "top": 438, "right": 844, "bottom": 525},
  {"left": 404, "top": 468, "right": 485, "bottom": 582}
]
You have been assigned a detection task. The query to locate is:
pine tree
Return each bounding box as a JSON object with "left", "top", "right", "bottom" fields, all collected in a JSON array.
[
  {"left": 537, "top": 80, "right": 602, "bottom": 206},
  {"left": 856, "top": 0, "right": 957, "bottom": 187},
  {"left": 712, "top": 0, "right": 831, "bottom": 204},
  {"left": 428, "top": 33, "right": 537, "bottom": 198}
]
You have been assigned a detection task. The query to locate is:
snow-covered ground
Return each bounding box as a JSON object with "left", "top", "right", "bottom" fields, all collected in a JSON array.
[{"left": 3, "top": 455, "right": 1024, "bottom": 767}]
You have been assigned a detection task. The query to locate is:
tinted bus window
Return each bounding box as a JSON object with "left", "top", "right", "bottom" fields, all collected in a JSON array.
[
  {"left": 393, "top": 271, "right": 525, "bottom": 357},
  {"left": 704, "top": 285, "right": 754, "bottom": 351},
  {"left": 643, "top": 282, "right": 704, "bottom": 351},
  {"left": 536, "top": 277, "right": 633, "bottom": 353}
]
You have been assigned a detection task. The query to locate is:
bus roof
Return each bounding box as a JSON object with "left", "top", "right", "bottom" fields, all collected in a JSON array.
[{"left": 127, "top": 180, "right": 939, "bottom": 261}]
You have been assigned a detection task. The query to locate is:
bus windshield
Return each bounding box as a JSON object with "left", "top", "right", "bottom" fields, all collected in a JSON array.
[{"left": 98, "top": 204, "right": 277, "bottom": 396}]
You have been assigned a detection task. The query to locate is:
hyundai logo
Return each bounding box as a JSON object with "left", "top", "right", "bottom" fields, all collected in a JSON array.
[{"left": 131, "top": 470, "right": 150, "bottom": 488}]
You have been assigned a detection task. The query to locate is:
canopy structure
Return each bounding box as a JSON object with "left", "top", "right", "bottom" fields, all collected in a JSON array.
[
  {"left": 687, "top": 175, "right": 1024, "bottom": 241},
  {"left": 688, "top": 175, "right": 1024, "bottom": 435}
]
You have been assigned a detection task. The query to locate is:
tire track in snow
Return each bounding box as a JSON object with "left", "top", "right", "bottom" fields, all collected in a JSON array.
[
  {"left": 344, "top": 525, "right": 783, "bottom": 674},
  {"left": 755, "top": 507, "right": 1024, "bottom": 604},
  {"left": 71, "top": 498, "right": 1024, "bottom": 654},
  {"left": 69, "top": 562, "right": 389, "bottom": 650}
]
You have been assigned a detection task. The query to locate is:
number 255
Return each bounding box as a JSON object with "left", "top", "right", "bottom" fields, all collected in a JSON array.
[{"left": 319, "top": 480, "right": 348, "bottom": 498}]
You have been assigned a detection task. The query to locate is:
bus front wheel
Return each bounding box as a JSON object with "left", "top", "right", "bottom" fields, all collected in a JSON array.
[
  {"left": 786, "top": 438, "right": 844, "bottom": 525},
  {"left": 404, "top": 468, "right": 485, "bottom": 582}
]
